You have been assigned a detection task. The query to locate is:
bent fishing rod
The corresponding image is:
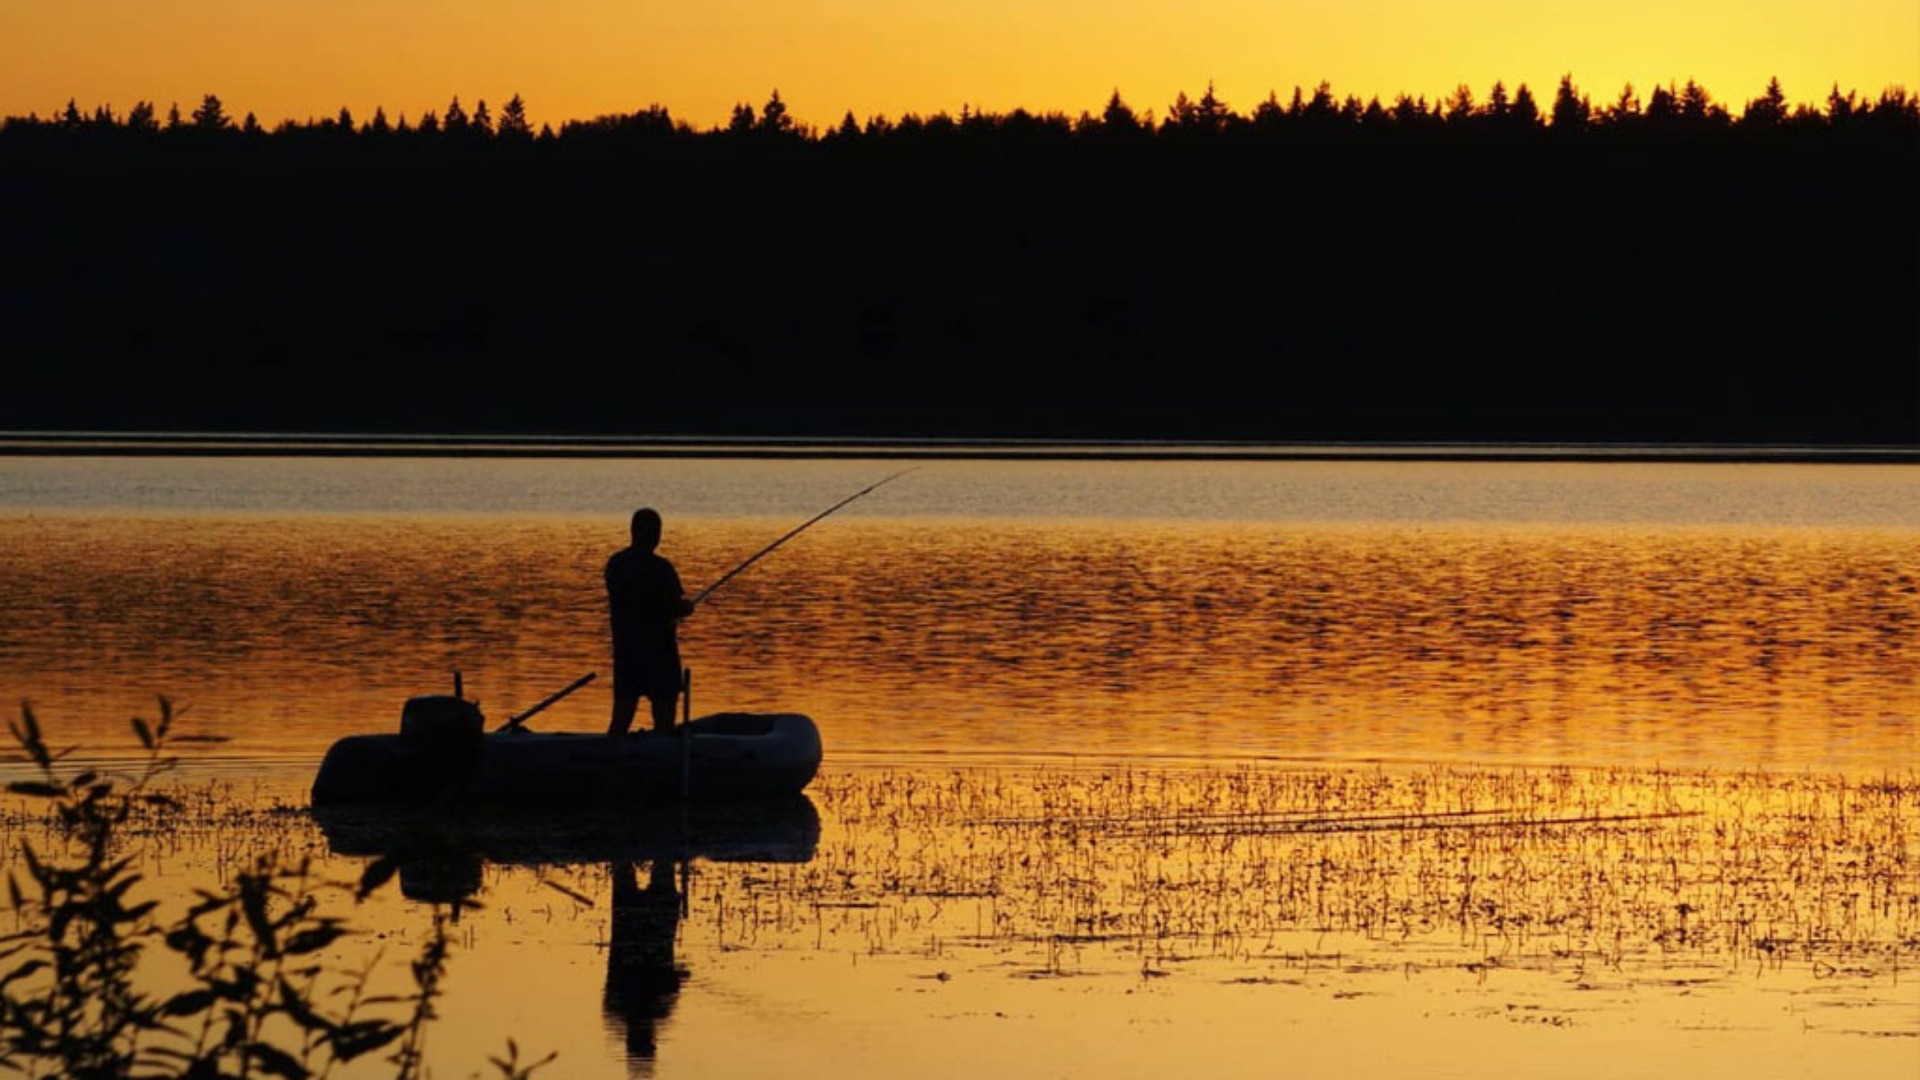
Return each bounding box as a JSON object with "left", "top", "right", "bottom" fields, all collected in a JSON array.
[{"left": 690, "top": 466, "right": 917, "bottom": 608}]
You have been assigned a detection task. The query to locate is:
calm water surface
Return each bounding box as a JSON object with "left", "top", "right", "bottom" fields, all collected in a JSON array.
[
  {"left": 1, "top": 456, "right": 1916, "bottom": 1077},
  {"left": 2, "top": 456, "right": 1915, "bottom": 773}
]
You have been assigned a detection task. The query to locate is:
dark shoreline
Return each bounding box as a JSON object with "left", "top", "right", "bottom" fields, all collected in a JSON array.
[
  {"left": 8, "top": 104, "right": 1915, "bottom": 452},
  {"left": 2, "top": 432, "right": 1914, "bottom": 464}
]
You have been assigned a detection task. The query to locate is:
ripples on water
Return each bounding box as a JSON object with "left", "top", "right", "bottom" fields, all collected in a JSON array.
[
  {"left": 2, "top": 509, "right": 1914, "bottom": 773},
  {"left": 2, "top": 457, "right": 1917, "bottom": 1077}
]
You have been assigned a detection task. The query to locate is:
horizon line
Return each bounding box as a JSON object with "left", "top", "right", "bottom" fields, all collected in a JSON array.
[
  {"left": 11, "top": 73, "right": 1915, "bottom": 132},
  {"left": 3, "top": 432, "right": 1914, "bottom": 465}
]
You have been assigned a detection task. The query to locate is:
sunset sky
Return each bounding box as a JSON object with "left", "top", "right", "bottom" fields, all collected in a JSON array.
[{"left": 5, "top": 1, "right": 1916, "bottom": 130}]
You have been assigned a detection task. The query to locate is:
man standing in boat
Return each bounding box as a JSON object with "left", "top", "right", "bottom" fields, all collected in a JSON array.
[{"left": 607, "top": 508, "right": 695, "bottom": 734}]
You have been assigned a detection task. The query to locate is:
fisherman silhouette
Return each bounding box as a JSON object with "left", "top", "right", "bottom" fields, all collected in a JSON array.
[
  {"left": 604, "top": 859, "right": 687, "bottom": 1073},
  {"left": 606, "top": 509, "right": 694, "bottom": 734}
]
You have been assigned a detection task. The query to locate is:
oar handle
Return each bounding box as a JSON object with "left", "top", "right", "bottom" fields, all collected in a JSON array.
[{"left": 499, "top": 672, "right": 597, "bottom": 732}]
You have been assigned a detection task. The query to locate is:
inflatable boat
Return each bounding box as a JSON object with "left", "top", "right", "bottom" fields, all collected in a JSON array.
[{"left": 310, "top": 691, "right": 822, "bottom": 807}]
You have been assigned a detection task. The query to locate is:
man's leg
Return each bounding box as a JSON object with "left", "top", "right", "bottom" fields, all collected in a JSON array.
[
  {"left": 609, "top": 688, "right": 640, "bottom": 735},
  {"left": 647, "top": 690, "right": 678, "bottom": 733}
]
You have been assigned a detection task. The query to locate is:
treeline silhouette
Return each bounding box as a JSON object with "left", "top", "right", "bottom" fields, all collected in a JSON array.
[{"left": 3, "top": 77, "right": 1914, "bottom": 444}]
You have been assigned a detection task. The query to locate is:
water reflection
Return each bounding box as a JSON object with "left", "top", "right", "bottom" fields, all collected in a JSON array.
[
  {"left": 5, "top": 758, "right": 1913, "bottom": 1078},
  {"left": 315, "top": 798, "right": 819, "bottom": 1076},
  {"left": 3, "top": 514, "right": 1912, "bottom": 774},
  {"left": 606, "top": 859, "right": 685, "bottom": 1070}
]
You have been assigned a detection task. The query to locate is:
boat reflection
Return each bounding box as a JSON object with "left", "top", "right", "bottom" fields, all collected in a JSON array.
[{"left": 315, "top": 797, "right": 819, "bottom": 1075}]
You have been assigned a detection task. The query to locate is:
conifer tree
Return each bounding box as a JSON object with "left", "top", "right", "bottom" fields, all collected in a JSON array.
[
  {"left": 191, "top": 94, "right": 232, "bottom": 131},
  {"left": 1551, "top": 75, "right": 1590, "bottom": 131},
  {"left": 1510, "top": 83, "right": 1541, "bottom": 128},
  {"left": 1679, "top": 80, "right": 1723, "bottom": 125},
  {"left": 1167, "top": 82, "right": 1233, "bottom": 134},
  {"left": 1605, "top": 84, "right": 1642, "bottom": 125},
  {"left": 1487, "top": 81, "right": 1512, "bottom": 119},
  {"left": 1444, "top": 84, "right": 1477, "bottom": 123},
  {"left": 1743, "top": 77, "right": 1788, "bottom": 127},
  {"left": 1826, "top": 84, "right": 1859, "bottom": 125},
  {"left": 758, "top": 90, "right": 793, "bottom": 134},
  {"left": 1645, "top": 84, "right": 1679, "bottom": 124},
  {"left": 498, "top": 94, "right": 532, "bottom": 139}
]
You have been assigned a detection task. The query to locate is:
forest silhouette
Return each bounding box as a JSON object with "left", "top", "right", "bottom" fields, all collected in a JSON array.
[{"left": 2, "top": 78, "right": 1914, "bottom": 444}]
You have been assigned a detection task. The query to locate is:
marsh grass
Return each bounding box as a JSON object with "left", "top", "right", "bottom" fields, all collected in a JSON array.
[
  {"left": 5, "top": 745, "right": 1913, "bottom": 1056},
  {"left": 10, "top": 759, "right": 1910, "bottom": 989},
  {"left": 700, "top": 765, "right": 1917, "bottom": 988}
]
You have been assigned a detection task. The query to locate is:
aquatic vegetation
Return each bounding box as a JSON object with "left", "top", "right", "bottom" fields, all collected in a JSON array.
[
  {"left": 0, "top": 700, "right": 553, "bottom": 1080},
  {"left": 5, "top": 741, "right": 1914, "bottom": 1071},
  {"left": 698, "top": 764, "right": 1918, "bottom": 987},
  {"left": 10, "top": 752, "right": 1911, "bottom": 994}
]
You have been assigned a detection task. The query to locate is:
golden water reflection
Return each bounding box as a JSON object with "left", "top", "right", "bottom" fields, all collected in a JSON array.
[
  {"left": 5, "top": 464, "right": 1916, "bottom": 1077},
  {"left": 383, "top": 763, "right": 1920, "bottom": 1076},
  {"left": 6, "top": 762, "right": 1910, "bottom": 1078},
  {"left": 1, "top": 515, "right": 1912, "bottom": 774}
]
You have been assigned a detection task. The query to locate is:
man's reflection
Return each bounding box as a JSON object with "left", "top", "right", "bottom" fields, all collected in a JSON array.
[
  {"left": 316, "top": 797, "right": 819, "bottom": 1076},
  {"left": 604, "top": 859, "right": 687, "bottom": 1072}
]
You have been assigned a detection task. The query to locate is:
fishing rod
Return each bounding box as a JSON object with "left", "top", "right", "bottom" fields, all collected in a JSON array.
[{"left": 691, "top": 467, "right": 916, "bottom": 607}]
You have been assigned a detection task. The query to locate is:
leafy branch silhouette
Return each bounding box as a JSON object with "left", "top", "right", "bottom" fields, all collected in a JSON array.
[{"left": 1, "top": 698, "right": 554, "bottom": 1080}]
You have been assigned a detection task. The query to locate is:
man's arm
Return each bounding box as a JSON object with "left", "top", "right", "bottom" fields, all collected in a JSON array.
[{"left": 666, "top": 563, "right": 694, "bottom": 619}]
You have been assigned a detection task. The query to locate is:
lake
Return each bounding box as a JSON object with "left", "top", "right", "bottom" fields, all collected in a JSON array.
[{"left": 2, "top": 454, "right": 1916, "bottom": 1077}]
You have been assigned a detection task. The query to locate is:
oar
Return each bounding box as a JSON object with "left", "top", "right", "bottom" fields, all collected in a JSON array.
[
  {"left": 689, "top": 467, "right": 917, "bottom": 608},
  {"left": 497, "top": 672, "right": 597, "bottom": 732}
]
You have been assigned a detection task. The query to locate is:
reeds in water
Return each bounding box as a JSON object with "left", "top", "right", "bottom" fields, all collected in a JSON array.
[{"left": 697, "top": 765, "right": 1916, "bottom": 984}]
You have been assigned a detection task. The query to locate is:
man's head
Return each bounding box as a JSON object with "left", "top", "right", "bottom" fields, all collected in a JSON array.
[{"left": 630, "top": 508, "right": 663, "bottom": 552}]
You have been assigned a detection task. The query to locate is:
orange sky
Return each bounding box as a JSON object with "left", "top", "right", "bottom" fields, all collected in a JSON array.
[{"left": 4, "top": 1, "right": 1915, "bottom": 129}]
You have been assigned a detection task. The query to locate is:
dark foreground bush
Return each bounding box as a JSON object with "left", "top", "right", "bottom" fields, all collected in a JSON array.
[{"left": 0, "top": 698, "right": 552, "bottom": 1080}]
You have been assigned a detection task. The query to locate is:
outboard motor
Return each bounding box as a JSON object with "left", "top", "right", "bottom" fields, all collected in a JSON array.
[
  {"left": 312, "top": 672, "right": 489, "bottom": 806},
  {"left": 398, "top": 674, "right": 486, "bottom": 802},
  {"left": 400, "top": 693, "right": 484, "bottom": 742}
]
